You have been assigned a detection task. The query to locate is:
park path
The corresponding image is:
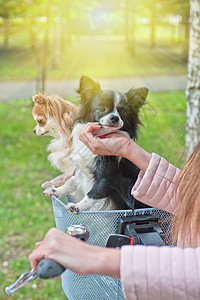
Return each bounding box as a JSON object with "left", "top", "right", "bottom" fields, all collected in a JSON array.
[{"left": 0, "top": 74, "right": 187, "bottom": 101}]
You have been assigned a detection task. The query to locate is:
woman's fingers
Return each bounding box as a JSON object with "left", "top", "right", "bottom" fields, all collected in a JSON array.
[
  {"left": 79, "top": 123, "right": 102, "bottom": 152},
  {"left": 79, "top": 123, "right": 101, "bottom": 143},
  {"left": 29, "top": 246, "right": 46, "bottom": 271},
  {"left": 29, "top": 228, "right": 60, "bottom": 271}
]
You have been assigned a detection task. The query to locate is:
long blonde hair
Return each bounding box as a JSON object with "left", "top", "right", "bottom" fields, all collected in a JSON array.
[{"left": 172, "top": 141, "right": 200, "bottom": 247}]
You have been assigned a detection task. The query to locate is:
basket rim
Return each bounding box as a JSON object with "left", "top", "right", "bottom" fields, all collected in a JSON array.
[{"left": 52, "top": 195, "right": 161, "bottom": 215}]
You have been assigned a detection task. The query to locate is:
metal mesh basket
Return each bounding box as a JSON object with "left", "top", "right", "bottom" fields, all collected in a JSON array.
[{"left": 52, "top": 195, "right": 171, "bottom": 300}]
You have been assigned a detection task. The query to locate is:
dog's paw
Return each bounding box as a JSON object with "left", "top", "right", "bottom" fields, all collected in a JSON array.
[
  {"left": 41, "top": 181, "right": 53, "bottom": 189},
  {"left": 43, "top": 186, "right": 58, "bottom": 197},
  {"left": 66, "top": 202, "right": 80, "bottom": 214}
]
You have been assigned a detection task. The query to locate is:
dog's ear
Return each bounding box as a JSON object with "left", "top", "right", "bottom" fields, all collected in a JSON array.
[
  {"left": 77, "top": 75, "right": 101, "bottom": 100},
  {"left": 126, "top": 87, "right": 148, "bottom": 108},
  {"left": 32, "top": 93, "right": 47, "bottom": 105}
]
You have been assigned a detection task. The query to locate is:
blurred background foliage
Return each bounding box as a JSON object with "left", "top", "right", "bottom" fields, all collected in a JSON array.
[{"left": 0, "top": 0, "right": 189, "bottom": 89}]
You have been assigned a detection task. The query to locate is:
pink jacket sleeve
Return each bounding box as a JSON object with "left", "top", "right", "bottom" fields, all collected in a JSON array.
[
  {"left": 120, "top": 153, "right": 200, "bottom": 299},
  {"left": 131, "top": 153, "right": 181, "bottom": 214},
  {"left": 120, "top": 245, "right": 200, "bottom": 300}
]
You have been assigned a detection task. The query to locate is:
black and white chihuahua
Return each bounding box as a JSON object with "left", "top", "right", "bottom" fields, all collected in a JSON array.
[{"left": 49, "top": 75, "right": 149, "bottom": 212}]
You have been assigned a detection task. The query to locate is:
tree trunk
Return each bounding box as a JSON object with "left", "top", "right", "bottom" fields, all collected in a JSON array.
[
  {"left": 150, "top": 3, "right": 156, "bottom": 48},
  {"left": 183, "top": 11, "right": 190, "bottom": 61},
  {"left": 53, "top": 20, "right": 62, "bottom": 67},
  {"left": 2, "top": 6, "right": 10, "bottom": 48},
  {"left": 185, "top": 0, "right": 200, "bottom": 158},
  {"left": 125, "top": 0, "right": 131, "bottom": 48}
]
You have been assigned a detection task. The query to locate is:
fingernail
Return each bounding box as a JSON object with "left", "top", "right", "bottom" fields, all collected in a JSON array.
[
  {"left": 94, "top": 122, "right": 102, "bottom": 127},
  {"left": 35, "top": 242, "right": 41, "bottom": 248}
]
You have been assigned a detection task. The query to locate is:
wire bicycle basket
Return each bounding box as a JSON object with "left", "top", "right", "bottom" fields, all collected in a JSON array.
[{"left": 52, "top": 195, "right": 172, "bottom": 300}]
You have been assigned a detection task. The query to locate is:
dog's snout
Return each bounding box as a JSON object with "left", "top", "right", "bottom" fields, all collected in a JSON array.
[
  {"left": 110, "top": 115, "right": 119, "bottom": 124},
  {"left": 33, "top": 128, "right": 36, "bottom": 134}
]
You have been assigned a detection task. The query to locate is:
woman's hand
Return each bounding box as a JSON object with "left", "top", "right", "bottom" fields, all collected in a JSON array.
[
  {"left": 29, "top": 228, "right": 120, "bottom": 278},
  {"left": 79, "top": 122, "right": 151, "bottom": 172},
  {"left": 79, "top": 122, "right": 132, "bottom": 157}
]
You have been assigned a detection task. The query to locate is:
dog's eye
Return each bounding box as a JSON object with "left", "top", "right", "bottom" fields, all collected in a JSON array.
[
  {"left": 98, "top": 106, "right": 106, "bottom": 113},
  {"left": 37, "top": 119, "right": 43, "bottom": 124}
]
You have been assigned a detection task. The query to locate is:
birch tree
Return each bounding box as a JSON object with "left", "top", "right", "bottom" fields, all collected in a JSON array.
[{"left": 185, "top": 0, "right": 200, "bottom": 158}]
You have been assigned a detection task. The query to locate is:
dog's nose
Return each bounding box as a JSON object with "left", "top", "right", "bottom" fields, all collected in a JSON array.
[
  {"left": 110, "top": 115, "right": 119, "bottom": 124},
  {"left": 33, "top": 128, "right": 36, "bottom": 134}
]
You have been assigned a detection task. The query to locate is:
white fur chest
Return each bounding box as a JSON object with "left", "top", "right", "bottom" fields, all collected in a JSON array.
[
  {"left": 69, "top": 123, "right": 97, "bottom": 193},
  {"left": 70, "top": 124, "right": 96, "bottom": 167},
  {"left": 47, "top": 137, "right": 71, "bottom": 172}
]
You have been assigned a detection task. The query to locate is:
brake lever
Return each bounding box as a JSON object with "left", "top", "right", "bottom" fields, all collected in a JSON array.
[{"left": 5, "top": 225, "right": 89, "bottom": 296}]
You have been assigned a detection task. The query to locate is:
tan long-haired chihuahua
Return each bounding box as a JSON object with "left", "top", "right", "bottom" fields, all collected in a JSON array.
[{"left": 32, "top": 93, "right": 77, "bottom": 193}]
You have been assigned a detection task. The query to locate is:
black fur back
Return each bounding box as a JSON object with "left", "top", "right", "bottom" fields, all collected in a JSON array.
[{"left": 88, "top": 156, "right": 150, "bottom": 210}]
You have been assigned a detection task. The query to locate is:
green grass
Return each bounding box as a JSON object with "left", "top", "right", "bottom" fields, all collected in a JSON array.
[
  {"left": 140, "top": 90, "right": 186, "bottom": 167},
  {"left": 0, "top": 90, "right": 186, "bottom": 299},
  {"left": 0, "top": 99, "right": 66, "bottom": 300}
]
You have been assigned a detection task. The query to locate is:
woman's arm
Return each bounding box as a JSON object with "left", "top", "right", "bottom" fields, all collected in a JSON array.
[
  {"left": 121, "top": 244, "right": 200, "bottom": 300},
  {"left": 29, "top": 228, "right": 200, "bottom": 300},
  {"left": 29, "top": 228, "right": 120, "bottom": 278},
  {"left": 123, "top": 139, "right": 151, "bottom": 172}
]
